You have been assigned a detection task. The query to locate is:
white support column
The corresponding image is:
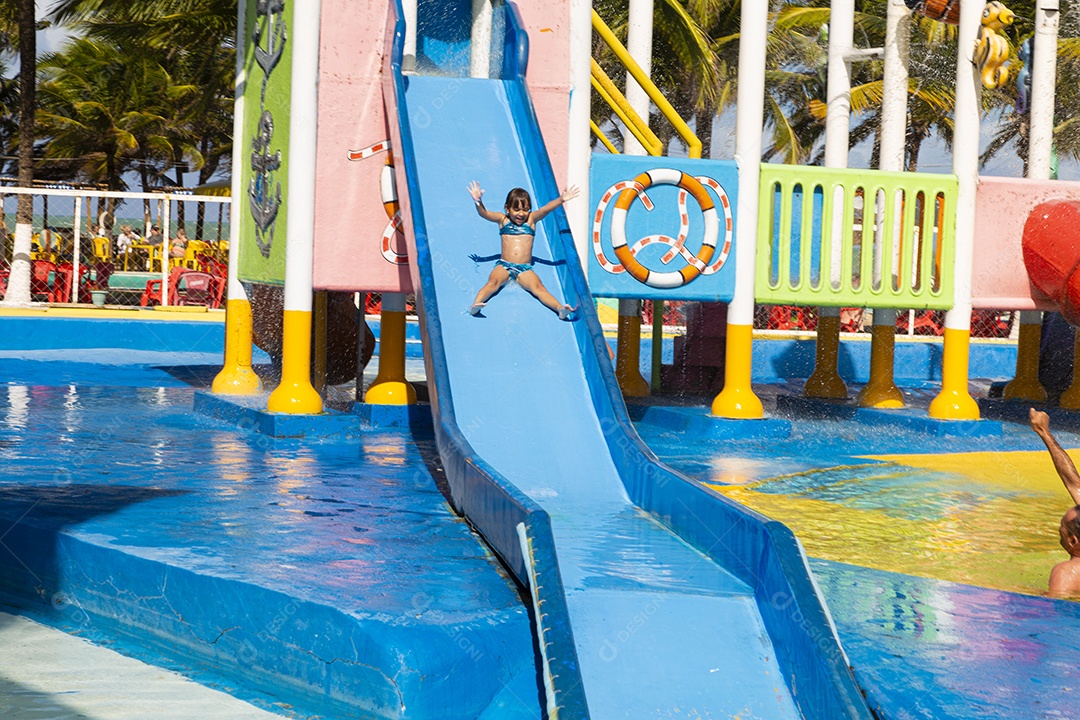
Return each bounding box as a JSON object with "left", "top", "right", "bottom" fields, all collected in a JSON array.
[
  {"left": 879, "top": 0, "right": 910, "bottom": 174},
  {"left": 567, "top": 0, "right": 592, "bottom": 267},
  {"left": 267, "top": 0, "right": 323, "bottom": 414},
  {"left": 712, "top": 0, "right": 767, "bottom": 418},
  {"left": 160, "top": 197, "right": 171, "bottom": 306},
  {"left": 71, "top": 196, "right": 82, "bottom": 304},
  {"left": 1029, "top": 0, "right": 1059, "bottom": 179},
  {"left": 929, "top": 0, "right": 981, "bottom": 420},
  {"left": 402, "top": 0, "right": 418, "bottom": 72},
  {"left": 804, "top": 0, "right": 854, "bottom": 400},
  {"left": 213, "top": 0, "right": 261, "bottom": 395},
  {"left": 469, "top": 0, "right": 492, "bottom": 79},
  {"left": 859, "top": 0, "right": 909, "bottom": 408},
  {"left": 623, "top": 0, "right": 653, "bottom": 155},
  {"left": 1023, "top": 0, "right": 1062, "bottom": 404},
  {"left": 615, "top": 0, "right": 653, "bottom": 395}
]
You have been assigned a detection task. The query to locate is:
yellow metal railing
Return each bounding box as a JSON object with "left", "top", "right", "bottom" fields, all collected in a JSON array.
[{"left": 591, "top": 10, "right": 702, "bottom": 159}]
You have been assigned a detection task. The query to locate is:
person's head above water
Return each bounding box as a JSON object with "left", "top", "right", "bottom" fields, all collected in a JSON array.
[
  {"left": 1061, "top": 505, "right": 1080, "bottom": 557},
  {"left": 504, "top": 188, "right": 532, "bottom": 223}
]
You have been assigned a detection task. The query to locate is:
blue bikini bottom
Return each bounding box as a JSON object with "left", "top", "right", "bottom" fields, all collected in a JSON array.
[{"left": 496, "top": 259, "right": 534, "bottom": 279}]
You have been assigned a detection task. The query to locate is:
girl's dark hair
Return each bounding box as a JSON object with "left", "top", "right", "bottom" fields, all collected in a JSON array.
[{"left": 504, "top": 188, "right": 532, "bottom": 211}]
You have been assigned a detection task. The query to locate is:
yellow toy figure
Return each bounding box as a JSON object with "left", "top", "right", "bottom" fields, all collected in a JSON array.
[{"left": 974, "top": 1, "right": 1015, "bottom": 89}]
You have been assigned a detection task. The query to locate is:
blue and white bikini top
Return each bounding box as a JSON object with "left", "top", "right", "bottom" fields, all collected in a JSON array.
[{"left": 500, "top": 220, "right": 535, "bottom": 236}]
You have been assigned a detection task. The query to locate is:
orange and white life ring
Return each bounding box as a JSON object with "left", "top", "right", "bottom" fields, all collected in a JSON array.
[
  {"left": 347, "top": 139, "right": 408, "bottom": 265},
  {"left": 592, "top": 169, "right": 732, "bottom": 289}
]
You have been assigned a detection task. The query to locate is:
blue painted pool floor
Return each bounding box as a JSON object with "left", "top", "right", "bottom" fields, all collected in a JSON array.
[
  {"left": 4, "top": 348, "right": 1080, "bottom": 719},
  {"left": 0, "top": 353, "right": 540, "bottom": 719}
]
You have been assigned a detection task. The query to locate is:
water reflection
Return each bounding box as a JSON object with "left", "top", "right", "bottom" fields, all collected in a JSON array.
[
  {"left": 5, "top": 385, "right": 29, "bottom": 430},
  {"left": 714, "top": 457, "right": 1065, "bottom": 596}
]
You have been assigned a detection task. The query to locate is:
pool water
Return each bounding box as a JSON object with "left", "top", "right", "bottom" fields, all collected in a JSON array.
[{"left": 636, "top": 416, "right": 1080, "bottom": 598}]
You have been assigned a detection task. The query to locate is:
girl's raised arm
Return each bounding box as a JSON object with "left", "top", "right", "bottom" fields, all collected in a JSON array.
[
  {"left": 468, "top": 181, "right": 505, "bottom": 223},
  {"left": 530, "top": 185, "right": 579, "bottom": 223}
]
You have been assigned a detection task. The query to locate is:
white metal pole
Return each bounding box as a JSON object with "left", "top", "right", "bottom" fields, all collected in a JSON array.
[
  {"left": 859, "top": 0, "right": 910, "bottom": 408},
  {"left": 945, "top": 0, "right": 980, "bottom": 334},
  {"left": 804, "top": 0, "right": 854, "bottom": 399},
  {"left": 226, "top": 3, "right": 248, "bottom": 313},
  {"left": 160, "top": 198, "right": 170, "bottom": 306},
  {"left": 712, "top": 0, "right": 767, "bottom": 418},
  {"left": 266, "top": 0, "right": 322, "bottom": 413},
  {"left": 1008, "top": 0, "right": 1059, "bottom": 401},
  {"left": 623, "top": 0, "right": 654, "bottom": 156},
  {"left": 282, "top": 4, "right": 319, "bottom": 320},
  {"left": 879, "top": 0, "right": 909, "bottom": 174},
  {"left": 211, "top": 0, "right": 261, "bottom": 395},
  {"left": 71, "top": 196, "right": 81, "bottom": 304},
  {"left": 469, "top": 0, "right": 492, "bottom": 79},
  {"left": 1029, "top": 0, "right": 1059, "bottom": 180},
  {"left": 567, "top": 0, "right": 592, "bottom": 267},
  {"left": 402, "top": 0, "right": 418, "bottom": 72},
  {"left": 825, "top": 0, "right": 854, "bottom": 170},
  {"left": 929, "top": 0, "right": 981, "bottom": 419}
]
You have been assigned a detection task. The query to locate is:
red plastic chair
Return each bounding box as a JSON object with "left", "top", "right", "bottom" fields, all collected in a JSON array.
[
  {"left": 141, "top": 266, "right": 187, "bottom": 307},
  {"left": 177, "top": 271, "right": 215, "bottom": 306},
  {"left": 54, "top": 263, "right": 75, "bottom": 304},
  {"left": 30, "top": 260, "right": 57, "bottom": 302}
]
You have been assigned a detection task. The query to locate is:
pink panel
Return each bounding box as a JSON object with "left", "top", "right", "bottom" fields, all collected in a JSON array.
[
  {"left": 312, "top": 0, "right": 411, "bottom": 293},
  {"left": 517, "top": 6, "right": 571, "bottom": 189},
  {"left": 972, "top": 176, "right": 1080, "bottom": 310}
]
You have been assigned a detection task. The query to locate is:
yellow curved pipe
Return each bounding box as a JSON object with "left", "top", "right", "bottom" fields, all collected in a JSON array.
[
  {"left": 590, "top": 120, "right": 619, "bottom": 154},
  {"left": 592, "top": 9, "right": 702, "bottom": 159},
  {"left": 590, "top": 61, "right": 662, "bottom": 156}
]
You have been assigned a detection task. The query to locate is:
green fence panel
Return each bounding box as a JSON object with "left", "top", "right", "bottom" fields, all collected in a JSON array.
[{"left": 755, "top": 164, "right": 957, "bottom": 310}]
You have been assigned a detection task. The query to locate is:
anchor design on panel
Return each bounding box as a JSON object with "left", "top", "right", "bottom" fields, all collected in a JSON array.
[
  {"left": 253, "top": 0, "right": 287, "bottom": 86},
  {"left": 250, "top": 111, "right": 282, "bottom": 258},
  {"left": 249, "top": 0, "right": 287, "bottom": 259}
]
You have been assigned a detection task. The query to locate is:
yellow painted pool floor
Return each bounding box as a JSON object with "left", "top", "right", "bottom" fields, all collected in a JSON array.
[{"left": 710, "top": 449, "right": 1078, "bottom": 597}]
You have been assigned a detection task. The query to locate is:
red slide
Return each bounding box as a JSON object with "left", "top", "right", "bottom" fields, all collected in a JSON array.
[{"left": 1023, "top": 200, "right": 1080, "bottom": 326}]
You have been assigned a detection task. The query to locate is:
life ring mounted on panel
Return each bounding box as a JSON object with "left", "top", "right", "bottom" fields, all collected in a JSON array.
[
  {"left": 592, "top": 168, "right": 733, "bottom": 289},
  {"left": 347, "top": 139, "right": 409, "bottom": 265}
]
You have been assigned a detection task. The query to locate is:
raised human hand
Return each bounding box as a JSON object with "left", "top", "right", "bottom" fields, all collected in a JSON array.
[
  {"left": 467, "top": 181, "right": 484, "bottom": 203},
  {"left": 1031, "top": 407, "right": 1051, "bottom": 435},
  {"left": 560, "top": 185, "right": 580, "bottom": 203}
]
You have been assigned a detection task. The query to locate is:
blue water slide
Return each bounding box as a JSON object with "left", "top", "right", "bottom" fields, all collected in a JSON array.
[{"left": 383, "top": 2, "right": 875, "bottom": 718}]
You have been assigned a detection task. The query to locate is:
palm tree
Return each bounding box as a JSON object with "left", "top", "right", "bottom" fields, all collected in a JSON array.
[
  {"left": 1, "top": 0, "right": 36, "bottom": 303},
  {"left": 48, "top": 0, "right": 235, "bottom": 228},
  {"left": 36, "top": 38, "right": 198, "bottom": 191}
]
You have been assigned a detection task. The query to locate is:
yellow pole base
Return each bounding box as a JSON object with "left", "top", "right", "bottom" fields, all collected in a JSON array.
[
  {"left": 1002, "top": 322, "right": 1046, "bottom": 402},
  {"left": 365, "top": 381, "right": 417, "bottom": 405},
  {"left": 615, "top": 312, "right": 650, "bottom": 397},
  {"left": 1003, "top": 378, "right": 1049, "bottom": 403},
  {"left": 212, "top": 298, "right": 262, "bottom": 395},
  {"left": 366, "top": 310, "right": 416, "bottom": 405},
  {"left": 804, "top": 315, "right": 848, "bottom": 399},
  {"left": 212, "top": 365, "right": 262, "bottom": 395},
  {"left": 858, "top": 379, "right": 904, "bottom": 408},
  {"left": 928, "top": 327, "right": 979, "bottom": 420},
  {"left": 857, "top": 324, "right": 903, "bottom": 408},
  {"left": 712, "top": 324, "right": 763, "bottom": 418},
  {"left": 1059, "top": 334, "right": 1080, "bottom": 410},
  {"left": 267, "top": 309, "right": 323, "bottom": 414}
]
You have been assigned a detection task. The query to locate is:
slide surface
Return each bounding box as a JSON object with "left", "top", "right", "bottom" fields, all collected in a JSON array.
[{"left": 401, "top": 74, "right": 799, "bottom": 719}]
